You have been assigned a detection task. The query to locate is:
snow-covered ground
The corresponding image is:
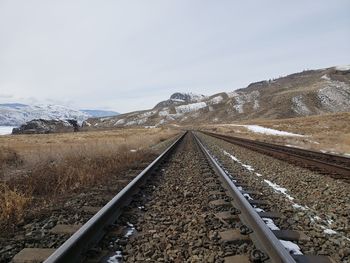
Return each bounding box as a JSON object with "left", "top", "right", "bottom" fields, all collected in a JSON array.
[
  {"left": 0, "top": 126, "right": 15, "bottom": 135},
  {"left": 227, "top": 124, "right": 305, "bottom": 137}
]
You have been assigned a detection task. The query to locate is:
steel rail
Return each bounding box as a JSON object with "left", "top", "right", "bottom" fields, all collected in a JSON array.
[
  {"left": 202, "top": 131, "right": 350, "bottom": 179},
  {"left": 44, "top": 132, "right": 186, "bottom": 263},
  {"left": 249, "top": 140, "right": 349, "bottom": 167},
  {"left": 193, "top": 132, "right": 296, "bottom": 263},
  {"left": 203, "top": 131, "right": 350, "bottom": 167}
]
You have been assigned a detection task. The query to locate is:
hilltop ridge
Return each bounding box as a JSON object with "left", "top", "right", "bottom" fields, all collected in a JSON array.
[{"left": 86, "top": 65, "right": 350, "bottom": 128}]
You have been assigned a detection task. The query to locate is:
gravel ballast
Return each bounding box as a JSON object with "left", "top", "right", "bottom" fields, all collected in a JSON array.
[
  {"left": 197, "top": 132, "right": 350, "bottom": 262},
  {"left": 99, "top": 133, "right": 256, "bottom": 262}
]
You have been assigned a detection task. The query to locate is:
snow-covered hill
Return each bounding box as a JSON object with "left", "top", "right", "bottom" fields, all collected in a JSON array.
[
  {"left": 0, "top": 104, "right": 82, "bottom": 126},
  {"left": 0, "top": 103, "right": 120, "bottom": 126},
  {"left": 86, "top": 65, "right": 350, "bottom": 128}
]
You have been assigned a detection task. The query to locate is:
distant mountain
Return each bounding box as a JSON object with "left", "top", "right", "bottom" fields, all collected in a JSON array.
[
  {"left": 0, "top": 104, "right": 119, "bottom": 126},
  {"left": 85, "top": 65, "right": 350, "bottom": 128},
  {"left": 0, "top": 104, "right": 89, "bottom": 126},
  {"left": 80, "top": 110, "right": 119, "bottom": 118}
]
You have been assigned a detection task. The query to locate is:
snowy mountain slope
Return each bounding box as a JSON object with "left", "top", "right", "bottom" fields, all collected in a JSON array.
[
  {"left": 0, "top": 104, "right": 87, "bottom": 126},
  {"left": 0, "top": 103, "right": 120, "bottom": 126},
  {"left": 86, "top": 65, "right": 350, "bottom": 128}
]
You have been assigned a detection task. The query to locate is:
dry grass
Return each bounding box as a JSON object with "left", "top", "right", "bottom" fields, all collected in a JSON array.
[
  {"left": 0, "top": 127, "right": 179, "bottom": 230},
  {"left": 0, "top": 147, "right": 21, "bottom": 172},
  {"left": 198, "top": 112, "right": 350, "bottom": 155},
  {"left": 0, "top": 184, "right": 30, "bottom": 227}
]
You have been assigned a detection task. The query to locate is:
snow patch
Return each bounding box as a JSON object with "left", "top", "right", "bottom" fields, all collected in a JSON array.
[
  {"left": 291, "top": 95, "right": 311, "bottom": 115},
  {"left": 243, "top": 193, "right": 253, "bottom": 200},
  {"left": 239, "top": 125, "right": 305, "bottom": 137},
  {"left": 292, "top": 203, "right": 308, "bottom": 210},
  {"left": 230, "top": 90, "right": 260, "bottom": 113},
  {"left": 242, "top": 164, "right": 255, "bottom": 172},
  {"left": 231, "top": 92, "right": 244, "bottom": 113},
  {"left": 223, "top": 150, "right": 256, "bottom": 174},
  {"left": 114, "top": 119, "right": 125, "bottom": 125},
  {"left": 285, "top": 144, "right": 305, "bottom": 149},
  {"left": 321, "top": 74, "right": 330, "bottom": 81},
  {"left": 125, "top": 222, "right": 135, "bottom": 237},
  {"left": 264, "top": 180, "right": 294, "bottom": 200},
  {"left": 280, "top": 240, "right": 303, "bottom": 255},
  {"left": 262, "top": 218, "right": 280, "bottom": 230},
  {"left": 107, "top": 251, "right": 123, "bottom": 263},
  {"left": 171, "top": 98, "right": 185, "bottom": 102},
  {"left": 323, "top": 228, "right": 337, "bottom": 235},
  {"left": 175, "top": 102, "right": 207, "bottom": 114}
]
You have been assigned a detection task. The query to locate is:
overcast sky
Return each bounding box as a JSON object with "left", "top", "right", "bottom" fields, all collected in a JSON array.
[{"left": 1, "top": 1, "right": 349, "bottom": 113}]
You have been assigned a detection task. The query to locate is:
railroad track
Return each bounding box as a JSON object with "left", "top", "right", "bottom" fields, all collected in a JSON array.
[
  {"left": 11, "top": 132, "right": 336, "bottom": 262},
  {"left": 202, "top": 131, "right": 350, "bottom": 182}
]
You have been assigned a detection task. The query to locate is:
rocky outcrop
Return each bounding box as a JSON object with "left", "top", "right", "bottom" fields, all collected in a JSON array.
[
  {"left": 154, "top": 92, "right": 206, "bottom": 108},
  {"left": 12, "top": 119, "right": 79, "bottom": 135}
]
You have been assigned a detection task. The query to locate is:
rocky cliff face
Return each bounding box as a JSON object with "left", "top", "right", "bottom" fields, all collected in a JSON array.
[
  {"left": 85, "top": 65, "right": 350, "bottom": 128},
  {"left": 12, "top": 119, "right": 79, "bottom": 134}
]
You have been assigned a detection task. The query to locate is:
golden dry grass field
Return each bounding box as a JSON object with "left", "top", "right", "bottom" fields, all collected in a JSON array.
[
  {"left": 197, "top": 112, "right": 350, "bottom": 156},
  {"left": 1, "top": 113, "right": 349, "bottom": 231},
  {"left": 0, "top": 127, "right": 180, "bottom": 231}
]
